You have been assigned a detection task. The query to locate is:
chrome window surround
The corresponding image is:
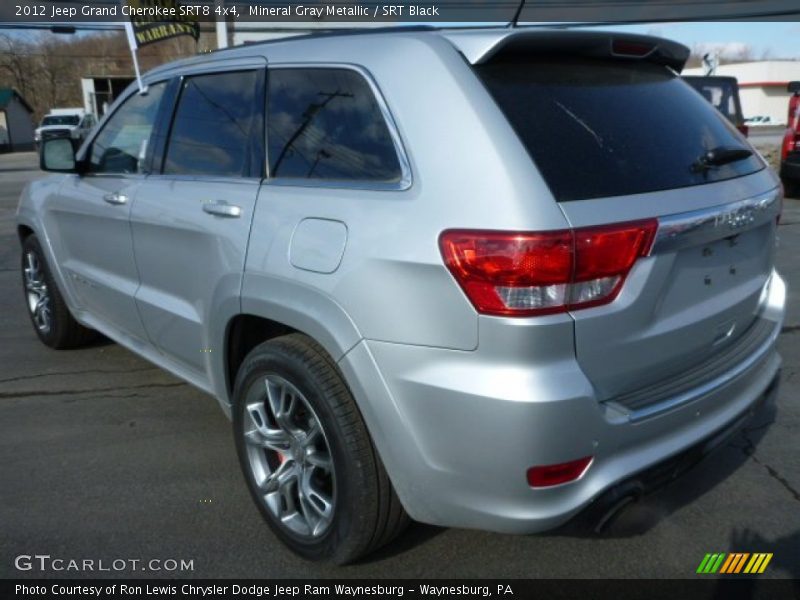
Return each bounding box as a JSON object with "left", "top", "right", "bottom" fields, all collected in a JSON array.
[
  {"left": 80, "top": 61, "right": 413, "bottom": 191},
  {"left": 263, "top": 63, "right": 413, "bottom": 192},
  {"left": 160, "top": 68, "right": 265, "bottom": 181},
  {"left": 85, "top": 58, "right": 265, "bottom": 181}
]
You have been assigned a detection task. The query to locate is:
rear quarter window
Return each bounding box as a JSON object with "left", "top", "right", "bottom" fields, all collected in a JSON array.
[
  {"left": 267, "top": 68, "right": 402, "bottom": 183},
  {"left": 475, "top": 58, "right": 763, "bottom": 202}
]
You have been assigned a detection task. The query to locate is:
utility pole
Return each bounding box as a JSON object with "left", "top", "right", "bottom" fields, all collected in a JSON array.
[
  {"left": 702, "top": 52, "right": 719, "bottom": 76},
  {"left": 215, "top": 0, "right": 228, "bottom": 49}
]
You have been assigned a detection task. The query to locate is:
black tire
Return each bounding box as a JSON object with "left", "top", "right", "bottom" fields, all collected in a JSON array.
[
  {"left": 21, "top": 234, "right": 97, "bottom": 349},
  {"left": 782, "top": 176, "right": 799, "bottom": 199},
  {"left": 232, "top": 333, "right": 409, "bottom": 564}
]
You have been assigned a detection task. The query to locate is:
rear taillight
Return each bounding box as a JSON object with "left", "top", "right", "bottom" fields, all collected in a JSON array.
[
  {"left": 788, "top": 95, "right": 799, "bottom": 125},
  {"left": 737, "top": 123, "right": 749, "bottom": 137},
  {"left": 439, "top": 220, "right": 657, "bottom": 317}
]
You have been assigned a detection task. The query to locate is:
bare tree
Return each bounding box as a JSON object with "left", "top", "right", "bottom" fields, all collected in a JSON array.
[
  {"left": 689, "top": 42, "right": 765, "bottom": 69},
  {"left": 724, "top": 45, "right": 755, "bottom": 64},
  {"left": 0, "top": 34, "right": 38, "bottom": 99},
  {"left": 0, "top": 29, "right": 214, "bottom": 122}
]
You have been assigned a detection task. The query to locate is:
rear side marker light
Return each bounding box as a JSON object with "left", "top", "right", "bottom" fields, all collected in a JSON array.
[
  {"left": 527, "top": 456, "right": 593, "bottom": 488},
  {"left": 440, "top": 219, "right": 657, "bottom": 317}
]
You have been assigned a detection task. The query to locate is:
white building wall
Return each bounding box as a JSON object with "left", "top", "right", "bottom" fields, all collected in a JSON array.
[{"left": 739, "top": 86, "right": 796, "bottom": 124}]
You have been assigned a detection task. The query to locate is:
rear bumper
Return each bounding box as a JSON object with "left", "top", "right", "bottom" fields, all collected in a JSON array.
[
  {"left": 338, "top": 271, "right": 786, "bottom": 533},
  {"left": 573, "top": 370, "right": 780, "bottom": 531}
]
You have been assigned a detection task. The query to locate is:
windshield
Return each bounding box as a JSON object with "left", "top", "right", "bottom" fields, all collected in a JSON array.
[
  {"left": 475, "top": 58, "right": 762, "bottom": 202},
  {"left": 41, "top": 115, "right": 80, "bottom": 127}
]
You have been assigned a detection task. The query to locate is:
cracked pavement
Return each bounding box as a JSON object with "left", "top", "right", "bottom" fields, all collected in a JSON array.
[{"left": 0, "top": 152, "right": 798, "bottom": 579}]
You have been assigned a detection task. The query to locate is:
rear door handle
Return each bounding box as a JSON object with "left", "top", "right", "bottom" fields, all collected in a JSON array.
[
  {"left": 103, "top": 192, "right": 128, "bottom": 205},
  {"left": 202, "top": 201, "right": 242, "bottom": 218}
]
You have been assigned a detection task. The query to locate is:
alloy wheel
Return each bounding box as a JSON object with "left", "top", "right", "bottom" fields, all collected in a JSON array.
[
  {"left": 23, "top": 251, "right": 51, "bottom": 334},
  {"left": 242, "top": 375, "right": 336, "bottom": 538}
]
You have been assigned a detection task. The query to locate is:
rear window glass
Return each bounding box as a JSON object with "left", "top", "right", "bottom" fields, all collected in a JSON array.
[{"left": 475, "top": 58, "right": 763, "bottom": 202}]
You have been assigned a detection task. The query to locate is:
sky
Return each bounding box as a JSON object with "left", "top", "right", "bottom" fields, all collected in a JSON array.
[
  {"left": 599, "top": 21, "right": 800, "bottom": 59},
  {"left": 4, "top": 20, "right": 799, "bottom": 60}
]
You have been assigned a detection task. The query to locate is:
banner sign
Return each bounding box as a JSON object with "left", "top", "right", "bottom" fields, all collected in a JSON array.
[{"left": 125, "top": 0, "right": 200, "bottom": 48}]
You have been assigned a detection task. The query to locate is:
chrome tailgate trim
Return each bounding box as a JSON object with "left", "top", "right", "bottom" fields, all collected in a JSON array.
[{"left": 651, "top": 188, "right": 781, "bottom": 255}]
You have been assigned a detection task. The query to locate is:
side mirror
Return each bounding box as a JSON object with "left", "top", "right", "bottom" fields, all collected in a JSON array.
[
  {"left": 788, "top": 81, "right": 800, "bottom": 94},
  {"left": 40, "top": 136, "right": 80, "bottom": 173}
]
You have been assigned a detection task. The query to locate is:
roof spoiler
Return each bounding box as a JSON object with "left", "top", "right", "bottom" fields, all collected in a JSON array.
[{"left": 445, "top": 29, "right": 690, "bottom": 72}]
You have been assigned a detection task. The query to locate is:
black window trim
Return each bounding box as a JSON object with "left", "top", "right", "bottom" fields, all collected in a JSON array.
[
  {"left": 264, "top": 62, "right": 413, "bottom": 192},
  {"left": 154, "top": 66, "right": 267, "bottom": 182},
  {"left": 148, "top": 76, "right": 183, "bottom": 176}
]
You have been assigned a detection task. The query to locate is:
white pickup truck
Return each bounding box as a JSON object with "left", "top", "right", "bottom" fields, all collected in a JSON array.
[{"left": 34, "top": 108, "right": 96, "bottom": 145}]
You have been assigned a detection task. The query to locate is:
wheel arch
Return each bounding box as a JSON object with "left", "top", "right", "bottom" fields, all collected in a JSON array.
[
  {"left": 224, "top": 314, "right": 297, "bottom": 401},
  {"left": 17, "top": 223, "right": 35, "bottom": 243},
  {"left": 219, "top": 275, "right": 363, "bottom": 408}
]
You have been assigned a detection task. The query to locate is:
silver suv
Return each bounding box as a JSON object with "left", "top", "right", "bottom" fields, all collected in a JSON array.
[{"left": 17, "top": 28, "right": 786, "bottom": 564}]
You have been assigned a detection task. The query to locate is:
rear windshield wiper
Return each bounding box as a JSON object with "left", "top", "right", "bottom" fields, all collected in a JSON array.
[{"left": 691, "top": 146, "right": 753, "bottom": 173}]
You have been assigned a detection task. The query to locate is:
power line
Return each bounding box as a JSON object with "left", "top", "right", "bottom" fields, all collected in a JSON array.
[
  {"left": 0, "top": 23, "right": 123, "bottom": 31},
  {"left": 0, "top": 52, "right": 174, "bottom": 58}
]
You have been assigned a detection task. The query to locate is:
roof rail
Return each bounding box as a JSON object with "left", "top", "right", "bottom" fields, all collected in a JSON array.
[{"left": 206, "top": 24, "right": 438, "bottom": 55}]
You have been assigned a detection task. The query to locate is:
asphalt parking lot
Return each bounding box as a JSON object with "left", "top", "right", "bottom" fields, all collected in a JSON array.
[{"left": 1, "top": 151, "right": 798, "bottom": 580}]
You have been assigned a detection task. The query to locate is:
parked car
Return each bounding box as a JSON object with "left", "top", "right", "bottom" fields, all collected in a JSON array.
[
  {"left": 34, "top": 109, "right": 96, "bottom": 145},
  {"left": 683, "top": 75, "right": 749, "bottom": 136},
  {"left": 787, "top": 81, "right": 799, "bottom": 125},
  {"left": 781, "top": 81, "right": 800, "bottom": 197},
  {"left": 19, "top": 28, "right": 785, "bottom": 564}
]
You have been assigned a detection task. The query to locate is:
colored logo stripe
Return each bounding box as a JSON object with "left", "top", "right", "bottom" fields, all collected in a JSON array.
[
  {"left": 697, "top": 553, "right": 726, "bottom": 573},
  {"left": 722, "top": 553, "right": 750, "bottom": 573},
  {"left": 744, "top": 553, "right": 773, "bottom": 574},
  {"left": 697, "top": 554, "right": 713, "bottom": 573},
  {"left": 698, "top": 553, "right": 773, "bottom": 574},
  {"left": 719, "top": 554, "right": 736, "bottom": 573}
]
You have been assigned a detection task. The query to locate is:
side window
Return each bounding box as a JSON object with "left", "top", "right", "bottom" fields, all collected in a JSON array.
[
  {"left": 267, "top": 68, "right": 402, "bottom": 182},
  {"left": 163, "top": 70, "right": 261, "bottom": 177},
  {"left": 89, "top": 83, "right": 165, "bottom": 174}
]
